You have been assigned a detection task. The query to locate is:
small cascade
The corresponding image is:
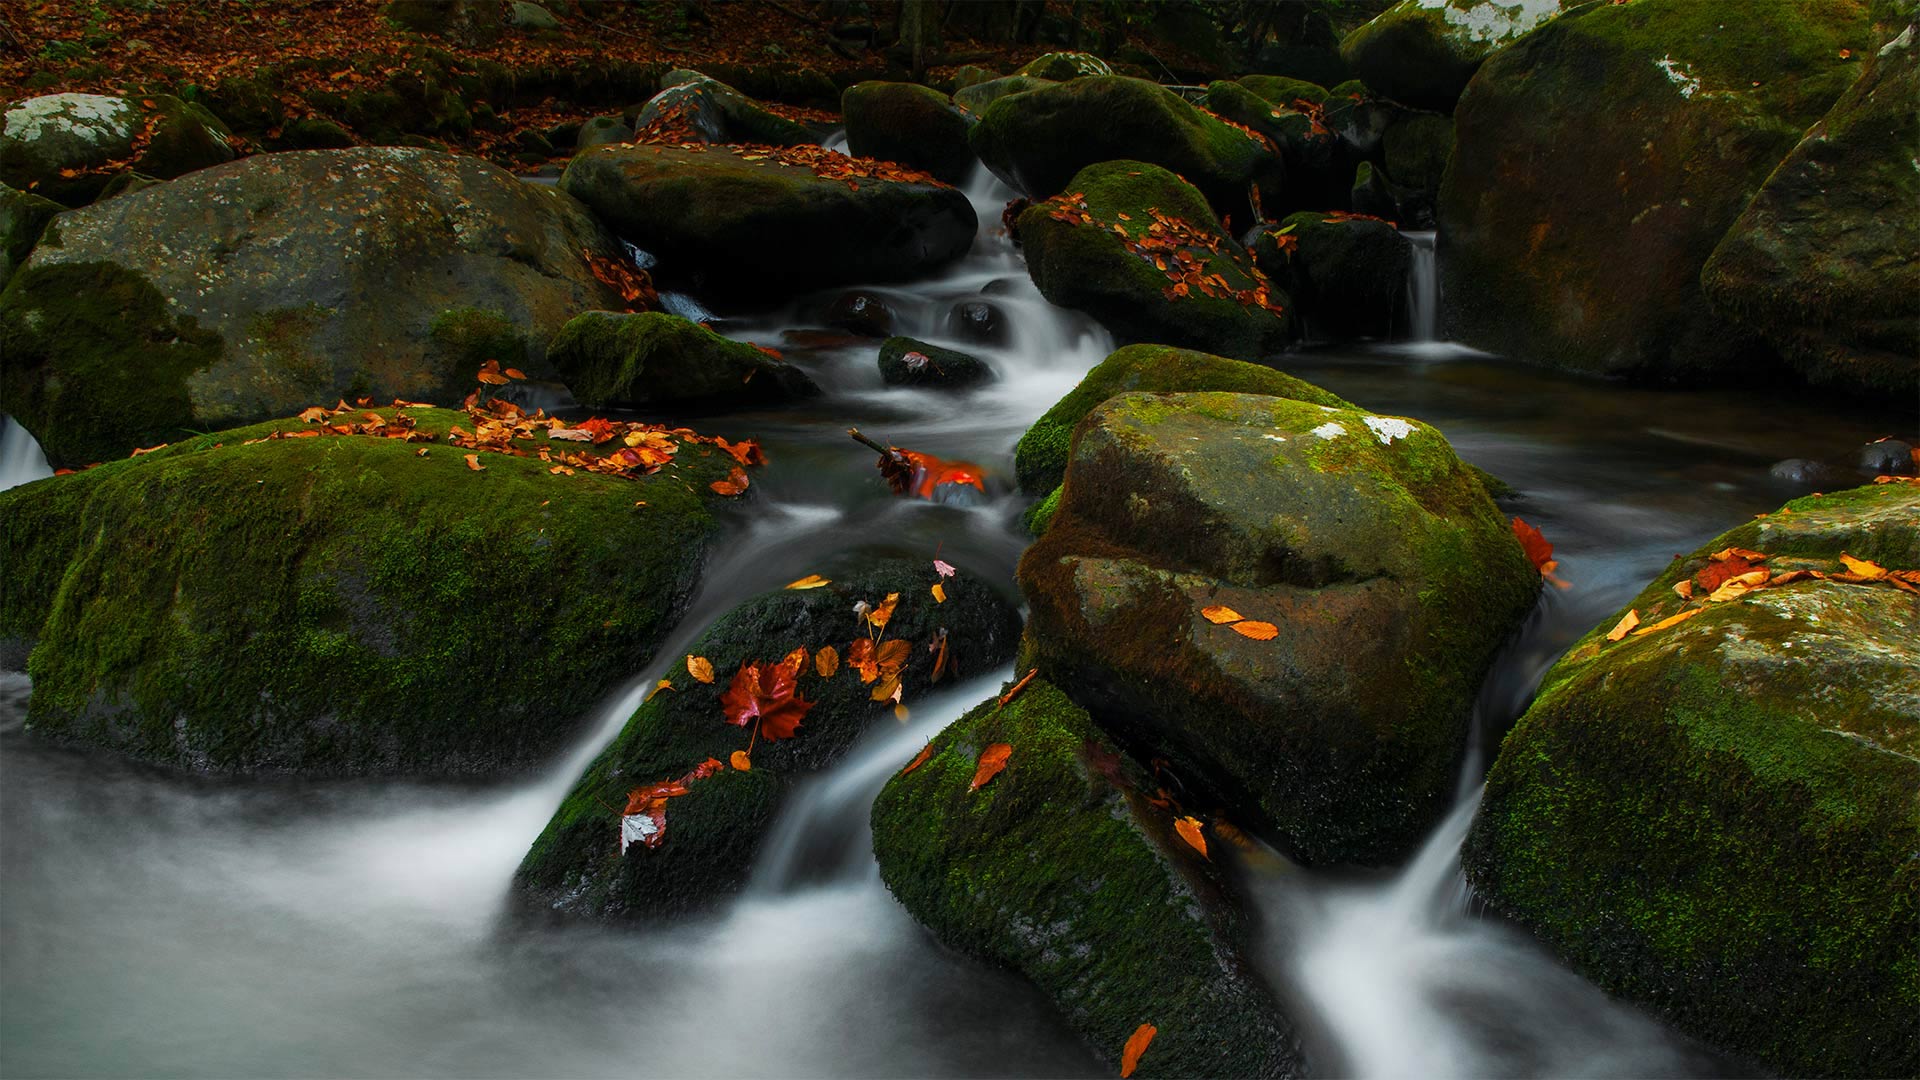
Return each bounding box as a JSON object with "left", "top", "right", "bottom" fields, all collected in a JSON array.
[
  {"left": 1403, "top": 230, "right": 1439, "bottom": 342},
  {"left": 0, "top": 415, "right": 54, "bottom": 493}
]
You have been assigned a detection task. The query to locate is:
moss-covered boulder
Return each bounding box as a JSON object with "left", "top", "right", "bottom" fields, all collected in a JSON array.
[
  {"left": 1439, "top": 0, "right": 1873, "bottom": 382},
  {"left": 0, "top": 147, "right": 628, "bottom": 468},
  {"left": 1381, "top": 112, "right": 1453, "bottom": 190},
  {"left": 635, "top": 71, "right": 815, "bottom": 147},
  {"left": 548, "top": 311, "right": 818, "bottom": 409},
  {"left": 1339, "top": 0, "right": 1569, "bottom": 111},
  {"left": 560, "top": 143, "right": 976, "bottom": 301},
  {"left": 872, "top": 677, "right": 1302, "bottom": 1078},
  {"left": 1014, "top": 343, "right": 1351, "bottom": 495},
  {"left": 877, "top": 336, "right": 992, "bottom": 388},
  {"left": 0, "top": 182, "right": 60, "bottom": 290},
  {"left": 1238, "top": 75, "right": 1330, "bottom": 107},
  {"left": 842, "top": 81, "right": 975, "bottom": 184},
  {"left": 1015, "top": 161, "right": 1292, "bottom": 360},
  {"left": 1019, "top": 392, "right": 1537, "bottom": 865},
  {"left": 1465, "top": 482, "right": 1920, "bottom": 1077},
  {"left": 575, "top": 114, "right": 633, "bottom": 151},
  {"left": 1200, "top": 80, "right": 1345, "bottom": 216},
  {"left": 952, "top": 75, "right": 1054, "bottom": 113},
  {"left": 1015, "top": 51, "right": 1115, "bottom": 81},
  {"left": 1254, "top": 211, "right": 1413, "bottom": 341},
  {"left": 1700, "top": 20, "right": 1919, "bottom": 398},
  {"left": 0, "top": 407, "right": 741, "bottom": 775},
  {"left": 970, "top": 76, "right": 1275, "bottom": 216},
  {"left": 512, "top": 558, "right": 1023, "bottom": 921},
  {"left": 0, "top": 92, "right": 235, "bottom": 207}
]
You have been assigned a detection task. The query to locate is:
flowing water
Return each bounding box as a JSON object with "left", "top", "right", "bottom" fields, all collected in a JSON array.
[
  {"left": 0, "top": 414, "right": 54, "bottom": 493},
  {"left": 0, "top": 163, "right": 1900, "bottom": 1077},
  {"left": 1402, "top": 231, "right": 1439, "bottom": 343}
]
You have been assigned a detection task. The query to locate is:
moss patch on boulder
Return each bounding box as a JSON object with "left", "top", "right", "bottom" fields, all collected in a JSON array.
[
  {"left": 549, "top": 311, "right": 819, "bottom": 409},
  {"left": 842, "top": 81, "right": 975, "bottom": 184},
  {"left": 877, "top": 335, "right": 992, "bottom": 388},
  {"left": 1255, "top": 211, "right": 1413, "bottom": 341}
]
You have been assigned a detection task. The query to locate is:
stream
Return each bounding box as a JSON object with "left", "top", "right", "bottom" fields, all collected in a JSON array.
[{"left": 0, "top": 164, "right": 1898, "bottom": 1078}]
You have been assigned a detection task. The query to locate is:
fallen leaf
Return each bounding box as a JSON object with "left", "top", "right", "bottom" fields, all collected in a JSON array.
[
  {"left": 970, "top": 743, "right": 1012, "bottom": 791},
  {"left": 847, "top": 638, "right": 878, "bottom": 683},
  {"left": 503, "top": 367, "right": 527, "bottom": 380},
  {"left": 1230, "top": 620, "right": 1279, "bottom": 641},
  {"left": 464, "top": 453, "right": 485, "bottom": 471},
  {"left": 1121, "top": 1023, "right": 1157, "bottom": 1079},
  {"left": 687, "top": 655, "right": 716, "bottom": 684},
  {"left": 901, "top": 742, "right": 933, "bottom": 775},
  {"left": 933, "top": 559, "right": 956, "bottom": 578},
  {"left": 647, "top": 678, "right": 674, "bottom": 702},
  {"left": 871, "top": 674, "right": 902, "bottom": 703},
  {"left": 1695, "top": 554, "right": 1764, "bottom": 594},
  {"left": 876, "top": 639, "right": 911, "bottom": 678},
  {"left": 815, "top": 645, "right": 840, "bottom": 678},
  {"left": 1674, "top": 580, "right": 1695, "bottom": 600},
  {"left": 721, "top": 660, "right": 814, "bottom": 739},
  {"left": 786, "top": 574, "right": 831, "bottom": 590},
  {"left": 1512, "top": 518, "right": 1554, "bottom": 573},
  {"left": 477, "top": 359, "right": 509, "bottom": 386},
  {"left": 730, "top": 750, "right": 752, "bottom": 772},
  {"left": 1605, "top": 609, "right": 1641, "bottom": 641},
  {"left": 1174, "top": 816, "right": 1209, "bottom": 859},
  {"left": 1839, "top": 554, "right": 1888, "bottom": 580},
  {"left": 869, "top": 592, "right": 901, "bottom": 628},
  {"left": 997, "top": 668, "right": 1038, "bottom": 709},
  {"left": 710, "top": 467, "right": 751, "bottom": 496},
  {"left": 932, "top": 582, "right": 947, "bottom": 603},
  {"left": 894, "top": 702, "right": 911, "bottom": 722},
  {"left": 776, "top": 646, "right": 810, "bottom": 679},
  {"left": 1201, "top": 604, "right": 1243, "bottom": 624},
  {"left": 1632, "top": 607, "right": 1705, "bottom": 636},
  {"left": 1708, "top": 569, "right": 1770, "bottom": 603}
]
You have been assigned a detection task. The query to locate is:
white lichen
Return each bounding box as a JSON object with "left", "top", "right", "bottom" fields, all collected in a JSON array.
[
  {"left": 1421, "top": 0, "right": 1562, "bottom": 45},
  {"left": 1655, "top": 55, "right": 1701, "bottom": 98},
  {"left": 1311, "top": 421, "right": 1347, "bottom": 440},
  {"left": 2, "top": 92, "right": 135, "bottom": 145},
  {"left": 1363, "top": 415, "right": 1415, "bottom": 444}
]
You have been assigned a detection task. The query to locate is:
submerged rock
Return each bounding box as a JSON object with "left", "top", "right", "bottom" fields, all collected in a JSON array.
[
  {"left": 1439, "top": 0, "right": 1872, "bottom": 382},
  {"left": 1253, "top": 211, "right": 1412, "bottom": 341},
  {"left": 0, "top": 92, "right": 235, "bottom": 206},
  {"left": 1019, "top": 392, "right": 1537, "bottom": 865},
  {"left": 1339, "top": 0, "right": 1569, "bottom": 111},
  {"left": 877, "top": 336, "right": 991, "bottom": 388},
  {"left": 872, "top": 677, "right": 1302, "bottom": 1078},
  {"left": 0, "top": 408, "right": 738, "bottom": 775},
  {"left": 842, "top": 81, "right": 975, "bottom": 184},
  {"left": 547, "top": 311, "right": 818, "bottom": 409},
  {"left": 1015, "top": 161, "right": 1292, "bottom": 360},
  {"left": 824, "top": 289, "right": 896, "bottom": 337},
  {"left": 512, "top": 559, "right": 1022, "bottom": 922},
  {"left": 1466, "top": 482, "right": 1920, "bottom": 1078},
  {"left": 0, "top": 147, "right": 628, "bottom": 468},
  {"left": 560, "top": 143, "right": 976, "bottom": 301},
  {"left": 945, "top": 299, "right": 1006, "bottom": 346}
]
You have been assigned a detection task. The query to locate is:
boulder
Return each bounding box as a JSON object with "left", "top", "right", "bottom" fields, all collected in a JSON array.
[
  {"left": 1200, "top": 80, "right": 1343, "bottom": 216},
  {"left": 635, "top": 71, "right": 815, "bottom": 146},
  {"left": 512, "top": 558, "right": 1023, "bottom": 922},
  {"left": 547, "top": 311, "right": 818, "bottom": 409},
  {"left": 560, "top": 143, "right": 976, "bottom": 301},
  {"left": 872, "top": 677, "right": 1302, "bottom": 1078},
  {"left": 842, "top": 81, "right": 975, "bottom": 184},
  {"left": 970, "top": 76, "right": 1275, "bottom": 217},
  {"left": 0, "top": 407, "right": 741, "bottom": 775},
  {"left": 952, "top": 75, "right": 1054, "bottom": 113},
  {"left": 0, "top": 182, "right": 60, "bottom": 290},
  {"left": 1380, "top": 112, "right": 1453, "bottom": 192},
  {"left": 824, "top": 290, "right": 896, "bottom": 336},
  {"left": 1237, "top": 75, "right": 1329, "bottom": 107},
  {"left": 1255, "top": 211, "right": 1413, "bottom": 341},
  {"left": 946, "top": 299, "right": 1007, "bottom": 345},
  {"left": 1439, "top": 0, "right": 1873, "bottom": 382},
  {"left": 575, "top": 114, "right": 634, "bottom": 150},
  {"left": 1014, "top": 343, "right": 1351, "bottom": 495},
  {"left": 1018, "top": 392, "right": 1537, "bottom": 864},
  {"left": 1014, "top": 51, "right": 1114, "bottom": 81},
  {"left": 0, "top": 147, "right": 628, "bottom": 468},
  {"left": 0, "top": 92, "right": 235, "bottom": 207},
  {"left": 877, "top": 336, "right": 992, "bottom": 388},
  {"left": 506, "top": 0, "right": 560, "bottom": 30},
  {"left": 1700, "top": 20, "right": 1920, "bottom": 398},
  {"left": 1339, "top": 0, "right": 1569, "bottom": 111},
  {"left": 1015, "top": 161, "right": 1292, "bottom": 360},
  {"left": 1465, "top": 481, "right": 1920, "bottom": 1078}
]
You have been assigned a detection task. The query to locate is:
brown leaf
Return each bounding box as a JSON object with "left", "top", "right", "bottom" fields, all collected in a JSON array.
[
  {"left": 1708, "top": 569, "right": 1771, "bottom": 603},
  {"left": 1512, "top": 518, "right": 1554, "bottom": 573},
  {"left": 901, "top": 742, "right": 933, "bottom": 775},
  {"left": 1605, "top": 609, "right": 1640, "bottom": 642},
  {"left": 1230, "top": 620, "right": 1279, "bottom": 641},
  {"left": 1201, "top": 604, "right": 1243, "bottom": 625},
  {"left": 970, "top": 743, "right": 1012, "bottom": 791},
  {"left": 997, "top": 668, "right": 1038, "bottom": 709},
  {"left": 1174, "top": 816, "right": 1209, "bottom": 859},
  {"left": 875, "top": 638, "right": 911, "bottom": 677},
  {"left": 1673, "top": 580, "right": 1695, "bottom": 600},
  {"left": 815, "top": 645, "right": 840, "bottom": 678},
  {"left": 1839, "top": 553, "right": 1888, "bottom": 580},
  {"left": 871, "top": 674, "right": 901, "bottom": 703},
  {"left": 687, "top": 655, "right": 716, "bottom": 684},
  {"left": 1121, "top": 1023, "right": 1157, "bottom": 1079}
]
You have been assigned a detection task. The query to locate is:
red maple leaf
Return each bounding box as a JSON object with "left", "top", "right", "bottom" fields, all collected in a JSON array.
[
  {"left": 1512, "top": 518, "right": 1554, "bottom": 573},
  {"left": 720, "top": 660, "right": 814, "bottom": 740}
]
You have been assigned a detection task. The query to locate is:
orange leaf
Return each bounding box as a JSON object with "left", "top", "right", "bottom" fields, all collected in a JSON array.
[
  {"left": 970, "top": 743, "right": 1012, "bottom": 791},
  {"left": 1605, "top": 609, "right": 1640, "bottom": 642},
  {"left": 1839, "top": 553, "right": 1888, "bottom": 580},
  {"left": 871, "top": 674, "right": 902, "bottom": 703},
  {"left": 1695, "top": 555, "right": 1762, "bottom": 594},
  {"left": 776, "top": 646, "right": 809, "bottom": 679},
  {"left": 1632, "top": 607, "right": 1705, "bottom": 637},
  {"left": 710, "top": 467, "right": 751, "bottom": 496},
  {"left": 647, "top": 678, "right": 673, "bottom": 702},
  {"left": 730, "top": 750, "right": 752, "bottom": 772},
  {"left": 997, "top": 668, "right": 1038, "bottom": 709},
  {"left": 1121, "top": 1023, "right": 1157, "bottom": 1078},
  {"left": 875, "top": 638, "right": 911, "bottom": 677},
  {"left": 1174, "top": 816, "right": 1209, "bottom": 859},
  {"left": 1673, "top": 580, "right": 1695, "bottom": 600},
  {"left": 815, "top": 645, "right": 840, "bottom": 678},
  {"left": 847, "top": 638, "right": 878, "bottom": 683},
  {"left": 894, "top": 702, "right": 911, "bottom": 722},
  {"left": 1230, "top": 620, "right": 1278, "bottom": 641},
  {"left": 901, "top": 742, "right": 933, "bottom": 775},
  {"left": 720, "top": 659, "right": 814, "bottom": 739},
  {"left": 1201, "top": 604, "right": 1243, "bottom": 624},
  {"left": 1512, "top": 518, "right": 1554, "bottom": 573},
  {"left": 464, "top": 453, "right": 485, "bottom": 471},
  {"left": 786, "top": 574, "right": 831, "bottom": 589},
  {"left": 1708, "top": 569, "right": 1770, "bottom": 603},
  {"left": 687, "top": 655, "right": 716, "bottom": 684},
  {"left": 931, "top": 582, "right": 946, "bottom": 604},
  {"left": 869, "top": 591, "right": 901, "bottom": 628},
  {"left": 503, "top": 367, "right": 527, "bottom": 380}
]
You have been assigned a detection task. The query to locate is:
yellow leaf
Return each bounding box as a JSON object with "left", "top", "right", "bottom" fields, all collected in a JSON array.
[
  {"left": 1631, "top": 607, "right": 1705, "bottom": 637},
  {"left": 1605, "top": 609, "right": 1641, "bottom": 641},
  {"left": 730, "top": 750, "right": 752, "bottom": 772},
  {"left": 931, "top": 582, "right": 946, "bottom": 604},
  {"left": 869, "top": 591, "right": 901, "bottom": 628},
  {"left": 1708, "top": 569, "right": 1770, "bottom": 603},
  {"left": 687, "top": 655, "right": 715, "bottom": 684},
  {"left": 815, "top": 645, "right": 840, "bottom": 678},
  {"left": 464, "top": 453, "right": 485, "bottom": 471},
  {"left": 1230, "top": 620, "right": 1279, "bottom": 641},
  {"left": 894, "top": 702, "right": 910, "bottom": 723},
  {"left": 647, "top": 678, "right": 673, "bottom": 701},
  {"left": 1839, "top": 553, "right": 1887, "bottom": 580},
  {"left": 1174, "top": 816, "right": 1208, "bottom": 859},
  {"left": 1201, "top": 604, "right": 1243, "bottom": 624},
  {"left": 786, "top": 574, "right": 831, "bottom": 590},
  {"left": 1121, "top": 1023, "right": 1157, "bottom": 1079},
  {"left": 871, "top": 674, "right": 901, "bottom": 703}
]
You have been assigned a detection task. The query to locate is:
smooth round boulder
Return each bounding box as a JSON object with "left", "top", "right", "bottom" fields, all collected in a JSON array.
[
  {"left": 0, "top": 92, "right": 235, "bottom": 206},
  {"left": 1018, "top": 391, "right": 1538, "bottom": 865},
  {"left": 945, "top": 299, "right": 1006, "bottom": 345},
  {"left": 1255, "top": 210, "right": 1413, "bottom": 341},
  {"left": 634, "top": 71, "right": 814, "bottom": 146},
  {"left": 1238, "top": 74, "right": 1329, "bottom": 107},
  {"left": 1339, "top": 0, "right": 1569, "bottom": 111},
  {"left": 1014, "top": 51, "right": 1114, "bottom": 81},
  {"left": 1465, "top": 482, "right": 1920, "bottom": 1078},
  {"left": 547, "top": 311, "right": 818, "bottom": 409},
  {"left": 1381, "top": 112, "right": 1453, "bottom": 191},
  {"left": 576, "top": 113, "right": 634, "bottom": 150},
  {"left": 560, "top": 143, "right": 977, "bottom": 301},
  {"left": 842, "top": 81, "right": 974, "bottom": 184},
  {"left": 877, "top": 336, "right": 991, "bottom": 388},
  {"left": 0, "top": 147, "right": 629, "bottom": 468},
  {"left": 952, "top": 74, "right": 1054, "bottom": 113},
  {"left": 824, "top": 289, "right": 895, "bottom": 337}
]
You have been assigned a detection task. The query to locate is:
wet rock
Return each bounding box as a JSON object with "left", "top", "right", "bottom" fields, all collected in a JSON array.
[
  {"left": 952, "top": 74, "right": 1054, "bottom": 113},
  {"left": 1018, "top": 392, "right": 1537, "bottom": 865},
  {"left": 548, "top": 311, "right": 818, "bottom": 409},
  {"left": 1201, "top": 79, "right": 1341, "bottom": 216},
  {"left": 0, "top": 92, "right": 234, "bottom": 206},
  {"left": 0, "top": 408, "right": 738, "bottom": 775},
  {"left": 1014, "top": 342, "right": 1351, "bottom": 495},
  {"left": 842, "top": 81, "right": 974, "bottom": 184},
  {"left": 1439, "top": 0, "right": 1872, "bottom": 382},
  {"left": 634, "top": 71, "right": 815, "bottom": 146},
  {"left": 511, "top": 558, "right": 1023, "bottom": 922},
  {"left": 1015, "top": 161, "right": 1291, "bottom": 361},
  {"left": 561, "top": 143, "right": 976, "bottom": 301},
  {"left": 1766, "top": 458, "right": 1855, "bottom": 490},
  {"left": 1238, "top": 74, "right": 1329, "bottom": 107},
  {"left": 575, "top": 113, "right": 634, "bottom": 150},
  {"left": 825, "top": 290, "right": 896, "bottom": 337},
  {"left": 1340, "top": 0, "right": 1570, "bottom": 111},
  {"left": 945, "top": 299, "right": 1007, "bottom": 346},
  {"left": 1465, "top": 481, "right": 1920, "bottom": 1078},
  {"left": 877, "top": 336, "right": 992, "bottom": 388},
  {"left": 970, "top": 76, "right": 1276, "bottom": 218},
  {"left": 1701, "top": 18, "right": 1920, "bottom": 398},
  {"left": 872, "top": 677, "right": 1303, "bottom": 1078},
  {"left": 1381, "top": 112, "right": 1453, "bottom": 193},
  {"left": 1859, "top": 437, "right": 1916, "bottom": 475},
  {"left": 0, "top": 182, "right": 60, "bottom": 290},
  {"left": 1014, "top": 51, "right": 1114, "bottom": 81},
  {"left": 0, "top": 147, "right": 628, "bottom": 467},
  {"left": 1348, "top": 161, "right": 1401, "bottom": 221},
  {"left": 1254, "top": 210, "right": 1412, "bottom": 342}
]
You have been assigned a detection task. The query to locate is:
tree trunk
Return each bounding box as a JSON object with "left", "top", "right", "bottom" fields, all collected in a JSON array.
[{"left": 898, "top": 0, "right": 942, "bottom": 78}]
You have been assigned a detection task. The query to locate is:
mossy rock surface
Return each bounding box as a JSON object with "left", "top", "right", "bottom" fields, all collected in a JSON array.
[
  {"left": 637, "top": 72, "right": 815, "bottom": 147},
  {"left": 0, "top": 182, "right": 61, "bottom": 289},
  {"left": 1380, "top": 111, "right": 1453, "bottom": 191},
  {"left": 1014, "top": 342, "right": 1351, "bottom": 495},
  {"left": 0, "top": 407, "right": 738, "bottom": 775},
  {"left": 1339, "top": 0, "right": 1569, "bottom": 111},
  {"left": 970, "top": 76, "right": 1274, "bottom": 216},
  {"left": 842, "top": 81, "right": 975, "bottom": 184},
  {"left": 952, "top": 75, "right": 1055, "bottom": 113},
  {"left": 1238, "top": 74, "right": 1330, "bottom": 107},
  {"left": 575, "top": 114, "right": 633, "bottom": 151},
  {"left": 871, "top": 677, "right": 1302, "bottom": 1078},
  {"left": 560, "top": 143, "right": 976, "bottom": 302},
  {"left": 1018, "top": 392, "right": 1537, "bottom": 865},
  {"left": 1700, "top": 19, "right": 1919, "bottom": 398},
  {"left": 1438, "top": 0, "right": 1874, "bottom": 382},
  {"left": 0, "top": 147, "right": 626, "bottom": 468},
  {"left": 512, "top": 558, "right": 1022, "bottom": 922},
  {"left": 1255, "top": 211, "right": 1413, "bottom": 341},
  {"left": 1465, "top": 482, "right": 1920, "bottom": 1078},
  {"left": 548, "top": 311, "right": 818, "bottom": 409},
  {"left": 877, "top": 335, "right": 992, "bottom": 388},
  {"left": 1015, "top": 161, "right": 1292, "bottom": 360},
  {"left": 0, "top": 92, "right": 235, "bottom": 207},
  {"left": 1014, "top": 52, "right": 1114, "bottom": 81}
]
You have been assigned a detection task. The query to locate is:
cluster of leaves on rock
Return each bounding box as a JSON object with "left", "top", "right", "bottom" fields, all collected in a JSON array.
[
  {"left": 1039, "top": 185, "right": 1287, "bottom": 316},
  {"left": 1605, "top": 545, "right": 1920, "bottom": 644}
]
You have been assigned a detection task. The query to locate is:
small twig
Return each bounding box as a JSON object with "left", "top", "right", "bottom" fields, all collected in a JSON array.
[
  {"left": 995, "top": 668, "right": 1039, "bottom": 711},
  {"left": 847, "top": 427, "right": 892, "bottom": 456}
]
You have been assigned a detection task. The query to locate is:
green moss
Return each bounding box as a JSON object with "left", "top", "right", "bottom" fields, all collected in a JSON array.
[
  {"left": 1014, "top": 51, "right": 1114, "bottom": 80},
  {"left": 1, "top": 406, "right": 734, "bottom": 775},
  {"left": 840, "top": 81, "right": 973, "bottom": 184},
  {"left": 1237, "top": 74, "right": 1329, "bottom": 106},
  {"left": 0, "top": 183, "right": 62, "bottom": 287},
  {"left": 1022, "top": 485, "right": 1062, "bottom": 536},
  {"left": 547, "top": 310, "right": 816, "bottom": 408},
  {"left": 871, "top": 677, "right": 1300, "bottom": 1077},
  {"left": 428, "top": 305, "right": 528, "bottom": 384},
  {"left": 1014, "top": 342, "right": 1350, "bottom": 494}
]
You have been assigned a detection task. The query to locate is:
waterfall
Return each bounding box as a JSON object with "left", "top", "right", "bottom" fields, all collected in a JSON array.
[
  {"left": 0, "top": 415, "right": 54, "bottom": 493},
  {"left": 1403, "top": 230, "right": 1439, "bottom": 342}
]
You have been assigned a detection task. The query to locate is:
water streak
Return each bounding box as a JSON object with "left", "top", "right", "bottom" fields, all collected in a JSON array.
[{"left": 0, "top": 415, "right": 53, "bottom": 493}]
